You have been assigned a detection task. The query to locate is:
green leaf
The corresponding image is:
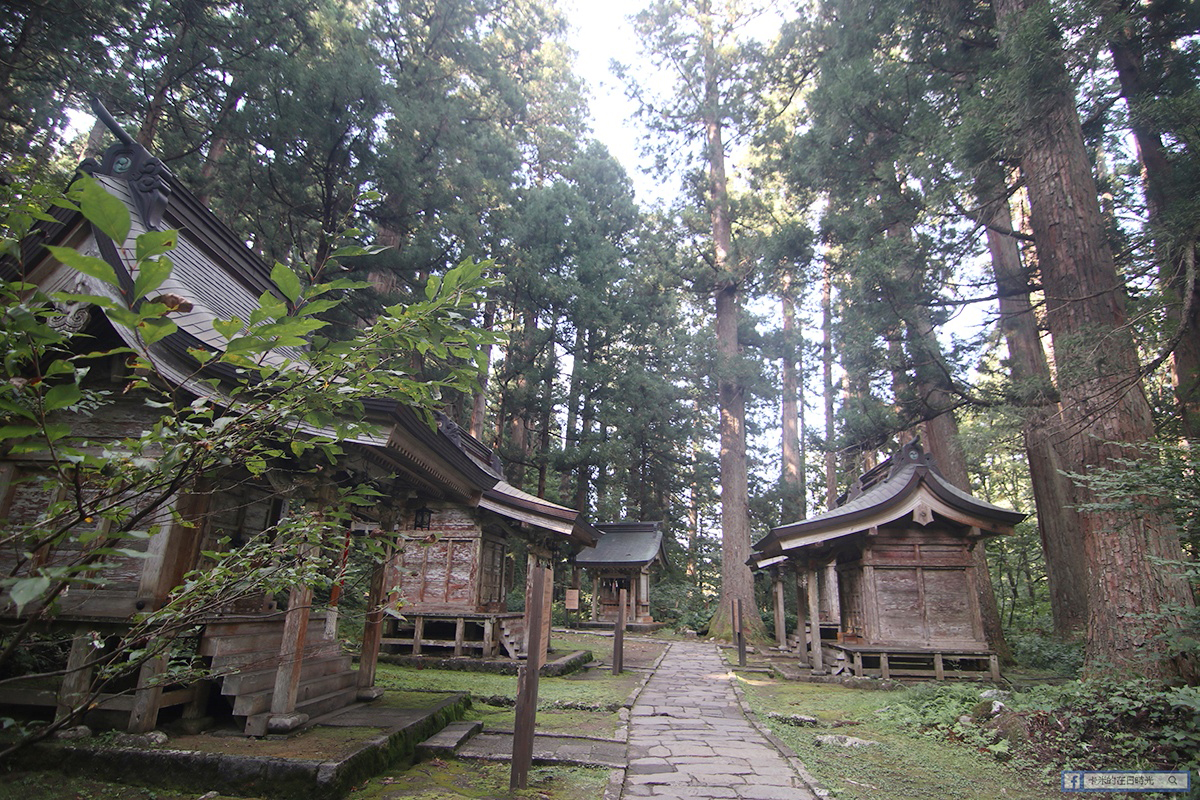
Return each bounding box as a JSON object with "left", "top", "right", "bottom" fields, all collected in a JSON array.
[
  {"left": 134, "top": 229, "right": 178, "bottom": 262},
  {"left": 75, "top": 174, "right": 131, "bottom": 243},
  {"left": 271, "top": 262, "right": 303, "bottom": 303},
  {"left": 138, "top": 317, "right": 178, "bottom": 345},
  {"left": 0, "top": 398, "right": 35, "bottom": 420},
  {"left": 42, "top": 383, "right": 83, "bottom": 411},
  {"left": 133, "top": 254, "right": 174, "bottom": 301},
  {"left": 8, "top": 575, "right": 50, "bottom": 614},
  {"left": 187, "top": 347, "right": 216, "bottom": 364},
  {"left": 44, "top": 245, "right": 120, "bottom": 288},
  {"left": 213, "top": 318, "right": 244, "bottom": 340},
  {"left": 0, "top": 424, "right": 42, "bottom": 440},
  {"left": 295, "top": 299, "right": 340, "bottom": 317},
  {"left": 329, "top": 244, "right": 389, "bottom": 259}
]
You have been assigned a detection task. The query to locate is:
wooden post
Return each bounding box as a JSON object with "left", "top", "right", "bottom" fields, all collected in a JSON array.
[
  {"left": 57, "top": 631, "right": 96, "bottom": 722},
  {"left": 357, "top": 523, "right": 394, "bottom": 694},
  {"left": 511, "top": 563, "right": 549, "bottom": 790},
  {"left": 806, "top": 565, "right": 824, "bottom": 673},
  {"left": 454, "top": 617, "right": 466, "bottom": 656},
  {"left": 591, "top": 575, "right": 599, "bottom": 621},
  {"left": 127, "top": 651, "right": 168, "bottom": 733},
  {"left": 934, "top": 652, "right": 945, "bottom": 680},
  {"left": 880, "top": 652, "right": 891, "bottom": 680},
  {"left": 735, "top": 598, "right": 747, "bottom": 667},
  {"left": 411, "top": 616, "right": 425, "bottom": 656},
  {"left": 772, "top": 570, "right": 787, "bottom": 649},
  {"left": 824, "top": 559, "right": 842, "bottom": 625},
  {"left": 483, "top": 618, "right": 496, "bottom": 657},
  {"left": 794, "top": 567, "right": 807, "bottom": 656},
  {"left": 612, "top": 587, "right": 627, "bottom": 675},
  {"left": 269, "top": 582, "right": 313, "bottom": 722}
]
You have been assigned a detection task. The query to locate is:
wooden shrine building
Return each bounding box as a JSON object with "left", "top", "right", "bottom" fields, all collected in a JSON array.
[
  {"left": 0, "top": 104, "right": 595, "bottom": 737},
  {"left": 751, "top": 442, "right": 1024, "bottom": 680},
  {"left": 379, "top": 443, "right": 600, "bottom": 660},
  {"left": 572, "top": 521, "right": 666, "bottom": 628}
]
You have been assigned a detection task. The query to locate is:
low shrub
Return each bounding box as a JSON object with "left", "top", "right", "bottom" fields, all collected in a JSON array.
[{"left": 879, "top": 678, "right": 1200, "bottom": 775}]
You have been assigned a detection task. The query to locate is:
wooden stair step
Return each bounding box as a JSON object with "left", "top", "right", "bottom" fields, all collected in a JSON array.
[
  {"left": 294, "top": 684, "right": 359, "bottom": 720},
  {"left": 200, "top": 617, "right": 333, "bottom": 657},
  {"left": 209, "top": 638, "right": 343, "bottom": 673},
  {"left": 417, "top": 720, "right": 483, "bottom": 758},
  {"left": 231, "top": 668, "right": 358, "bottom": 716},
  {"left": 218, "top": 654, "right": 353, "bottom": 697},
  {"left": 237, "top": 685, "right": 359, "bottom": 736}
]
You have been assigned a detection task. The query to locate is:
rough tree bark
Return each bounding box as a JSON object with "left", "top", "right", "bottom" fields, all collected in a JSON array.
[
  {"left": 976, "top": 166, "right": 1088, "bottom": 638},
  {"left": 993, "top": 0, "right": 1195, "bottom": 679},
  {"left": 780, "top": 291, "right": 805, "bottom": 523}
]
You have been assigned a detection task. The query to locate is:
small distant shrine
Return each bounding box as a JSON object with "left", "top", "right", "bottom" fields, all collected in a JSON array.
[
  {"left": 572, "top": 521, "right": 666, "bottom": 628},
  {"left": 751, "top": 442, "right": 1024, "bottom": 680}
]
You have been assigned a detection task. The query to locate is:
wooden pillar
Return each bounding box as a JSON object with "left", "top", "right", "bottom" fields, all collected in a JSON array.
[
  {"left": 772, "top": 569, "right": 787, "bottom": 649},
  {"left": 629, "top": 572, "right": 638, "bottom": 623},
  {"left": 357, "top": 519, "right": 394, "bottom": 695},
  {"left": 269, "top": 580, "right": 313, "bottom": 726},
  {"left": 454, "top": 617, "right": 466, "bottom": 656},
  {"left": 57, "top": 631, "right": 96, "bottom": 722},
  {"left": 127, "top": 652, "right": 168, "bottom": 733},
  {"left": 613, "top": 587, "right": 626, "bottom": 675},
  {"left": 412, "top": 616, "right": 425, "bottom": 656},
  {"left": 806, "top": 564, "right": 824, "bottom": 673},
  {"left": 524, "top": 548, "right": 552, "bottom": 665},
  {"left": 639, "top": 569, "right": 651, "bottom": 622},
  {"left": 511, "top": 563, "right": 549, "bottom": 789},
  {"left": 794, "top": 567, "right": 807, "bottom": 656},
  {"left": 824, "top": 559, "right": 841, "bottom": 626},
  {"left": 591, "top": 575, "right": 599, "bottom": 621}
]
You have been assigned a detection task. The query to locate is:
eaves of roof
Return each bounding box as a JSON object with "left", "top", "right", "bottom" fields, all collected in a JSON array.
[{"left": 753, "top": 454, "right": 1025, "bottom": 561}]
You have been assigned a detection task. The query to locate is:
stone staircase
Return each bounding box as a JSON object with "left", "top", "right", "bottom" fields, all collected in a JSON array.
[{"left": 200, "top": 614, "right": 359, "bottom": 735}]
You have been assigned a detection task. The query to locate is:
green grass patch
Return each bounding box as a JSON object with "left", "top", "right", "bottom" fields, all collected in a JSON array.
[
  {"left": 351, "top": 757, "right": 610, "bottom": 799},
  {"left": 0, "top": 770, "right": 246, "bottom": 800},
  {"left": 375, "top": 662, "right": 641, "bottom": 712},
  {"left": 738, "top": 676, "right": 1059, "bottom": 800}
]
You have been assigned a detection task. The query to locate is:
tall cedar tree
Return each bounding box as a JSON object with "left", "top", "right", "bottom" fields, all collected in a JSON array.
[
  {"left": 992, "top": 0, "right": 1195, "bottom": 679},
  {"left": 622, "top": 0, "right": 769, "bottom": 640}
]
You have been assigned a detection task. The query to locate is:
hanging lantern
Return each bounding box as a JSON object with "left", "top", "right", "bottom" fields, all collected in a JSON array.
[{"left": 413, "top": 505, "right": 434, "bottom": 530}]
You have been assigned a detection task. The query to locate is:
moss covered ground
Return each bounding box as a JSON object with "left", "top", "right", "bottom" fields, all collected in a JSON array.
[{"left": 736, "top": 672, "right": 1062, "bottom": 800}]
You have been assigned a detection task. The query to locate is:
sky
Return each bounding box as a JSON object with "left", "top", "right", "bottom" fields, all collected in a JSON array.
[{"left": 562, "top": 0, "right": 664, "bottom": 204}]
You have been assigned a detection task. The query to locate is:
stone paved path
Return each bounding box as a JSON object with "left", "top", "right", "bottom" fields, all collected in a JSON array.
[{"left": 622, "top": 640, "right": 818, "bottom": 800}]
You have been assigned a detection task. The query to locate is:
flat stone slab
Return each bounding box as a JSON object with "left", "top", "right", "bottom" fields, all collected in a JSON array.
[
  {"left": 417, "top": 719, "right": 483, "bottom": 758},
  {"left": 456, "top": 732, "right": 627, "bottom": 769}
]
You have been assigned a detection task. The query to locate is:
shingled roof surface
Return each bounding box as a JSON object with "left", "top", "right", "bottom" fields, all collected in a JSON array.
[
  {"left": 573, "top": 521, "right": 664, "bottom": 568},
  {"left": 752, "top": 442, "right": 1025, "bottom": 561}
]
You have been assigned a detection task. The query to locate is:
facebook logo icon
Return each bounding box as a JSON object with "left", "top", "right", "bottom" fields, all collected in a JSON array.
[{"left": 1063, "top": 772, "right": 1085, "bottom": 791}]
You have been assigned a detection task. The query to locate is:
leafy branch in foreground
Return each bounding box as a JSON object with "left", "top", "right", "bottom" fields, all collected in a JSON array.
[{"left": 0, "top": 173, "right": 500, "bottom": 750}]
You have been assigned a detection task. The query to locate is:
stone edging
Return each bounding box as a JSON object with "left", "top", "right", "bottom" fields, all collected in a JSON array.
[{"left": 10, "top": 692, "right": 469, "bottom": 800}]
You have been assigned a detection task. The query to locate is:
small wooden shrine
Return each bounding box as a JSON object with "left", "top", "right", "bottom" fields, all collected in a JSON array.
[
  {"left": 751, "top": 442, "right": 1024, "bottom": 680},
  {"left": 572, "top": 521, "right": 666, "bottom": 628},
  {"left": 381, "top": 461, "right": 599, "bottom": 660}
]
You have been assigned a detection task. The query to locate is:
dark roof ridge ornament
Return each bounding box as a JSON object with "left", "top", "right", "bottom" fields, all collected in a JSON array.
[
  {"left": 86, "top": 96, "right": 173, "bottom": 231},
  {"left": 889, "top": 439, "right": 930, "bottom": 477}
]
